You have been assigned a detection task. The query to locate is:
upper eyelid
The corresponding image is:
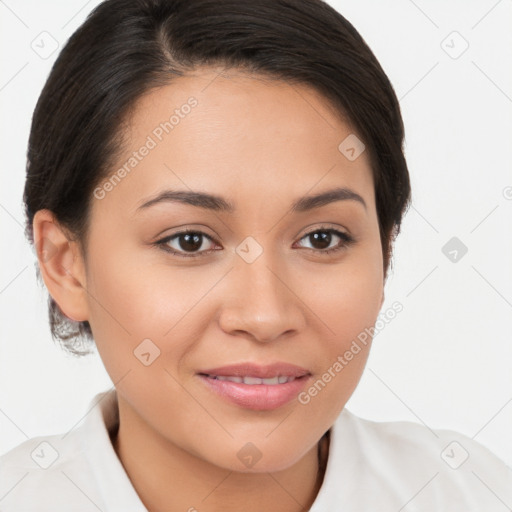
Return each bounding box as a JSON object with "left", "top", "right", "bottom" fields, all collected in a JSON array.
[{"left": 160, "top": 225, "right": 348, "bottom": 241}]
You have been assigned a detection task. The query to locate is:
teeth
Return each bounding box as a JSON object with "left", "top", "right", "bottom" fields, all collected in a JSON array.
[
  {"left": 209, "top": 375, "right": 296, "bottom": 385},
  {"left": 216, "top": 376, "right": 243, "bottom": 383},
  {"left": 244, "top": 376, "right": 263, "bottom": 385}
]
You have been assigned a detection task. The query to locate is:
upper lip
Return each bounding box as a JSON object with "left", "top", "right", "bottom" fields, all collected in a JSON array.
[{"left": 198, "top": 362, "right": 310, "bottom": 379}]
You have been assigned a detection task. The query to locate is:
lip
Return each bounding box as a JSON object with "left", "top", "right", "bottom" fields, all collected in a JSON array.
[{"left": 197, "top": 362, "right": 311, "bottom": 411}]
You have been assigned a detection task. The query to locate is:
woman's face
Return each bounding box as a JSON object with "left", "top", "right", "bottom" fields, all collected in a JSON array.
[{"left": 74, "top": 67, "right": 383, "bottom": 471}]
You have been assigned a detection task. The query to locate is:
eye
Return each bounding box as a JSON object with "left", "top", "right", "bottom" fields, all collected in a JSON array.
[
  {"left": 155, "top": 226, "right": 356, "bottom": 258},
  {"left": 294, "top": 226, "right": 356, "bottom": 255},
  {"left": 156, "top": 229, "right": 218, "bottom": 258}
]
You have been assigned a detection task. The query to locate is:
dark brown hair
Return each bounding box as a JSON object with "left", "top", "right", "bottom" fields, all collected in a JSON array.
[{"left": 23, "top": 0, "right": 411, "bottom": 356}]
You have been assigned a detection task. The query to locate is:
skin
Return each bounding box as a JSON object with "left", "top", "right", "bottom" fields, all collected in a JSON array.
[{"left": 34, "top": 66, "right": 385, "bottom": 512}]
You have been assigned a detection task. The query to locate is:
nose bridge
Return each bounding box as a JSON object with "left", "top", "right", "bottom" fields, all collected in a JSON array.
[
  {"left": 218, "top": 244, "right": 305, "bottom": 341},
  {"left": 240, "top": 254, "right": 286, "bottom": 311}
]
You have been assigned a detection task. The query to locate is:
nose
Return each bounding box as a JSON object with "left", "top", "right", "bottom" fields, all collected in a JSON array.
[{"left": 217, "top": 251, "right": 306, "bottom": 343}]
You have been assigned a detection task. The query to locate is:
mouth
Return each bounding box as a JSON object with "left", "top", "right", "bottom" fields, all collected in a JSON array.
[{"left": 197, "top": 362, "right": 311, "bottom": 411}]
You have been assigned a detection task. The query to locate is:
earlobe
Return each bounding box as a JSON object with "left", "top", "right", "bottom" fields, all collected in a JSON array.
[{"left": 33, "top": 209, "right": 89, "bottom": 322}]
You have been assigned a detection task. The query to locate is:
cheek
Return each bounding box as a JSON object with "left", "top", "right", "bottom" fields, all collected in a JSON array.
[
  {"left": 304, "top": 249, "right": 383, "bottom": 350},
  {"left": 84, "top": 236, "right": 224, "bottom": 381},
  {"left": 294, "top": 250, "right": 383, "bottom": 418}
]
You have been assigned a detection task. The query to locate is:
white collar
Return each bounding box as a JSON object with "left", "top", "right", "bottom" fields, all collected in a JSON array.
[{"left": 77, "top": 389, "right": 148, "bottom": 511}]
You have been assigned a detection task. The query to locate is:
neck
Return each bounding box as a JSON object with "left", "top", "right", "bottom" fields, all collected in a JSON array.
[{"left": 111, "top": 399, "right": 328, "bottom": 512}]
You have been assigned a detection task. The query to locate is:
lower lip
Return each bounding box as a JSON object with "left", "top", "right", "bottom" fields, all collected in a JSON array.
[{"left": 198, "top": 375, "right": 310, "bottom": 411}]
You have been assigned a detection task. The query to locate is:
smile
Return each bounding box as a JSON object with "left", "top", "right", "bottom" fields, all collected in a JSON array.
[{"left": 197, "top": 362, "right": 311, "bottom": 410}]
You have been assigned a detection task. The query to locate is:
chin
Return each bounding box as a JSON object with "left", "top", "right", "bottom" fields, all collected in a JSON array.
[{"left": 212, "top": 439, "right": 312, "bottom": 474}]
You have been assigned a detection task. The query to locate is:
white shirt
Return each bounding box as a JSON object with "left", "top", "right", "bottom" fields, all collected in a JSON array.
[{"left": 1, "top": 388, "right": 511, "bottom": 511}]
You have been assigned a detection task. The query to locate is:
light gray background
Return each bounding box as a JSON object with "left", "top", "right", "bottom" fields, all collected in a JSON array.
[{"left": 1, "top": 0, "right": 511, "bottom": 472}]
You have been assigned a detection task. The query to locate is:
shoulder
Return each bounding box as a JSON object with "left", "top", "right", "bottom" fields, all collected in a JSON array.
[
  {"left": 340, "top": 408, "right": 498, "bottom": 465},
  {"left": 326, "top": 409, "right": 512, "bottom": 510},
  {"left": 0, "top": 427, "right": 83, "bottom": 468},
  {"left": 0, "top": 390, "right": 146, "bottom": 512},
  {"left": 343, "top": 409, "right": 507, "bottom": 467},
  {"left": 0, "top": 430, "right": 92, "bottom": 511}
]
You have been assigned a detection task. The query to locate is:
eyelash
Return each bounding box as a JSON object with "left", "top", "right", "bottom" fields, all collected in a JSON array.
[{"left": 155, "top": 226, "right": 356, "bottom": 259}]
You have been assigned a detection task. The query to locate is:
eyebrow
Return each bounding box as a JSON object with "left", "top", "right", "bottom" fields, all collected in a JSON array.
[{"left": 135, "top": 186, "right": 367, "bottom": 214}]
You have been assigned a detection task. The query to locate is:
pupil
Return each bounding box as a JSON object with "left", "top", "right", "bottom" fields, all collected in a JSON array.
[
  {"left": 180, "top": 233, "right": 202, "bottom": 251},
  {"left": 311, "top": 231, "right": 331, "bottom": 249}
]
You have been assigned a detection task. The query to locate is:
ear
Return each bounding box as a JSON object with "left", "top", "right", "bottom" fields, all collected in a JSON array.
[{"left": 33, "top": 209, "right": 90, "bottom": 322}]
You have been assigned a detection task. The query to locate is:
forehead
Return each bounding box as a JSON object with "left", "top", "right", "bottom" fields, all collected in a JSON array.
[{"left": 93, "top": 67, "right": 375, "bottom": 218}]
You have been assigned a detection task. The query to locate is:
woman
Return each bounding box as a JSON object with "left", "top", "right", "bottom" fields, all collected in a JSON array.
[{"left": 1, "top": 0, "right": 510, "bottom": 510}]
